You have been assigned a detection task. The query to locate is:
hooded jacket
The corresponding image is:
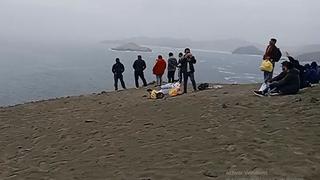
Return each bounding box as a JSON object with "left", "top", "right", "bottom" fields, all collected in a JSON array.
[
  {"left": 271, "top": 68, "right": 300, "bottom": 94},
  {"left": 112, "top": 62, "right": 125, "bottom": 75},
  {"left": 167, "top": 57, "right": 178, "bottom": 72},
  {"left": 153, "top": 58, "right": 167, "bottom": 76},
  {"left": 180, "top": 53, "right": 196, "bottom": 73},
  {"left": 133, "top": 59, "right": 146, "bottom": 72}
]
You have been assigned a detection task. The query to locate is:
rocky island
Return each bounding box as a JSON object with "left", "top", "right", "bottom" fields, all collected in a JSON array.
[
  {"left": 111, "top": 42, "right": 152, "bottom": 52},
  {"left": 232, "top": 45, "right": 264, "bottom": 55}
]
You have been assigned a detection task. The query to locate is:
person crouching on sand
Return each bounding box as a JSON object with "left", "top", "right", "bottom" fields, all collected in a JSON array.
[{"left": 153, "top": 55, "right": 167, "bottom": 86}]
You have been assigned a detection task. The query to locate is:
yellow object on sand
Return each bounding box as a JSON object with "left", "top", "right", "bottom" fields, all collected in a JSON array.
[
  {"left": 260, "top": 59, "right": 273, "bottom": 72},
  {"left": 169, "top": 88, "right": 179, "bottom": 97},
  {"left": 150, "top": 90, "right": 158, "bottom": 99}
]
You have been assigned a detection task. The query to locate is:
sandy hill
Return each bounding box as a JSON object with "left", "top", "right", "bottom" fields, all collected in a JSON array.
[{"left": 0, "top": 84, "right": 319, "bottom": 180}]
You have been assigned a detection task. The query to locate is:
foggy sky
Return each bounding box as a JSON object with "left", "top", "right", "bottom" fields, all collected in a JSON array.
[{"left": 0, "top": 0, "right": 319, "bottom": 46}]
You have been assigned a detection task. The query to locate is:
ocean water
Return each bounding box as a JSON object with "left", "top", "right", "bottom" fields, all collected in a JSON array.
[{"left": 0, "top": 42, "right": 278, "bottom": 107}]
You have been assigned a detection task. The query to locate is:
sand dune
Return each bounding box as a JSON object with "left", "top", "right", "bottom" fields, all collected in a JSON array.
[{"left": 0, "top": 84, "right": 319, "bottom": 180}]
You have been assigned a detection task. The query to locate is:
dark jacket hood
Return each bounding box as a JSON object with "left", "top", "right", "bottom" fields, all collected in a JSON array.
[{"left": 288, "top": 68, "right": 300, "bottom": 75}]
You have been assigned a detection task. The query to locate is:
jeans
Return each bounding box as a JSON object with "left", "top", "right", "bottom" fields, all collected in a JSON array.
[
  {"left": 156, "top": 75, "right": 163, "bottom": 86},
  {"left": 114, "top": 74, "right": 126, "bottom": 90},
  {"left": 264, "top": 62, "right": 275, "bottom": 83},
  {"left": 262, "top": 83, "right": 280, "bottom": 95},
  {"left": 178, "top": 69, "right": 183, "bottom": 83},
  {"left": 183, "top": 72, "right": 197, "bottom": 93},
  {"left": 134, "top": 71, "right": 147, "bottom": 88},
  {"left": 167, "top": 71, "right": 175, "bottom": 83}
]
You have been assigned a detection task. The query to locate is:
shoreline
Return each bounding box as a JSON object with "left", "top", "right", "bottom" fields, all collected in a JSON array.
[{"left": 0, "top": 83, "right": 253, "bottom": 109}]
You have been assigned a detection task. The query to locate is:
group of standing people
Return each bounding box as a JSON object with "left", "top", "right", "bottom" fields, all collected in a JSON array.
[
  {"left": 112, "top": 48, "right": 198, "bottom": 93},
  {"left": 113, "top": 39, "right": 319, "bottom": 97}
]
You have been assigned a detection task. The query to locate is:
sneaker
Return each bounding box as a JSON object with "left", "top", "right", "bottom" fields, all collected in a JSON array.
[
  {"left": 254, "top": 90, "right": 265, "bottom": 97},
  {"left": 269, "top": 92, "right": 280, "bottom": 96}
]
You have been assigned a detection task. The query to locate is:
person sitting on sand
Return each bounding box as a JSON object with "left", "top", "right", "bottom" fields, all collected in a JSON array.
[
  {"left": 254, "top": 61, "right": 300, "bottom": 96},
  {"left": 167, "top": 52, "right": 178, "bottom": 83},
  {"left": 286, "top": 52, "right": 309, "bottom": 88},
  {"left": 311, "top": 62, "right": 320, "bottom": 84},
  {"left": 133, "top": 55, "right": 148, "bottom": 88},
  {"left": 153, "top": 55, "right": 167, "bottom": 86},
  {"left": 180, "top": 48, "right": 197, "bottom": 93},
  {"left": 304, "top": 63, "right": 319, "bottom": 85},
  {"left": 112, "top": 58, "right": 126, "bottom": 91}
]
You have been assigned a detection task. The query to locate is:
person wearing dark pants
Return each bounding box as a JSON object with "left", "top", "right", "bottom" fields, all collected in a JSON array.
[
  {"left": 112, "top": 58, "right": 126, "bottom": 91},
  {"left": 263, "top": 38, "right": 282, "bottom": 82},
  {"left": 180, "top": 48, "right": 197, "bottom": 93},
  {"left": 264, "top": 64, "right": 274, "bottom": 83},
  {"left": 183, "top": 72, "right": 197, "bottom": 93},
  {"left": 177, "top": 52, "right": 184, "bottom": 83},
  {"left": 133, "top": 55, "right": 147, "bottom": 88},
  {"left": 134, "top": 71, "right": 147, "bottom": 88},
  {"left": 167, "top": 52, "right": 178, "bottom": 83}
]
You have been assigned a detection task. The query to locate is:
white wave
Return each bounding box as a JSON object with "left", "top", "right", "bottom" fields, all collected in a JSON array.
[{"left": 219, "top": 71, "right": 236, "bottom": 75}]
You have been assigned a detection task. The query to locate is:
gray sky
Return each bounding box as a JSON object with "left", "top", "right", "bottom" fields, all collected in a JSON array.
[{"left": 0, "top": 0, "right": 319, "bottom": 45}]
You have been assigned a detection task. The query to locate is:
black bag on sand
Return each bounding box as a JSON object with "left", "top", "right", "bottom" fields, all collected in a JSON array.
[{"left": 198, "top": 83, "right": 209, "bottom": 91}]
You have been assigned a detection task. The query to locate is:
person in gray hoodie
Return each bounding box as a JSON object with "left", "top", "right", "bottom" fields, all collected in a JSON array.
[{"left": 167, "top": 52, "right": 178, "bottom": 83}]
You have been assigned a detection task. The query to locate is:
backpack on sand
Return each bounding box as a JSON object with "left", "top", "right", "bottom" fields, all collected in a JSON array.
[{"left": 198, "top": 83, "right": 209, "bottom": 91}]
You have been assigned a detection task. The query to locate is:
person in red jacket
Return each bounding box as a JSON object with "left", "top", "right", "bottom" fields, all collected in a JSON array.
[{"left": 153, "top": 55, "right": 167, "bottom": 86}]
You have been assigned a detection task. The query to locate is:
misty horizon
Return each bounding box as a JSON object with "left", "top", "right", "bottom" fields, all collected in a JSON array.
[{"left": 0, "top": 0, "right": 319, "bottom": 46}]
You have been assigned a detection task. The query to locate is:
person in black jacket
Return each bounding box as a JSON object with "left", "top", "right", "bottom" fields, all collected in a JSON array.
[
  {"left": 286, "top": 52, "right": 310, "bottom": 88},
  {"left": 133, "top": 55, "right": 147, "bottom": 88},
  {"left": 167, "top": 52, "right": 178, "bottom": 83},
  {"left": 180, "top": 48, "right": 197, "bottom": 93},
  {"left": 177, "top": 52, "right": 184, "bottom": 83},
  {"left": 254, "top": 61, "right": 300, "bottom": 96},
  {"left": 112, "top": 58, "right": 126, "bottom": 91}
]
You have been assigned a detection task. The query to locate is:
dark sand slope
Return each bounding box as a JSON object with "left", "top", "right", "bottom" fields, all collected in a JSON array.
[{"left": 0, "top": 84, "right": 319, "bottom": 180}]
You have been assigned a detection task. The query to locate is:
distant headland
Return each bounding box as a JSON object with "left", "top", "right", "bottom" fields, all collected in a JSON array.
[
  {"left": 111, "top": 42, "right": 152, "bottom": 52},
  {"left": 232, "top": 46, "right": 264, "bottom": 56}
]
